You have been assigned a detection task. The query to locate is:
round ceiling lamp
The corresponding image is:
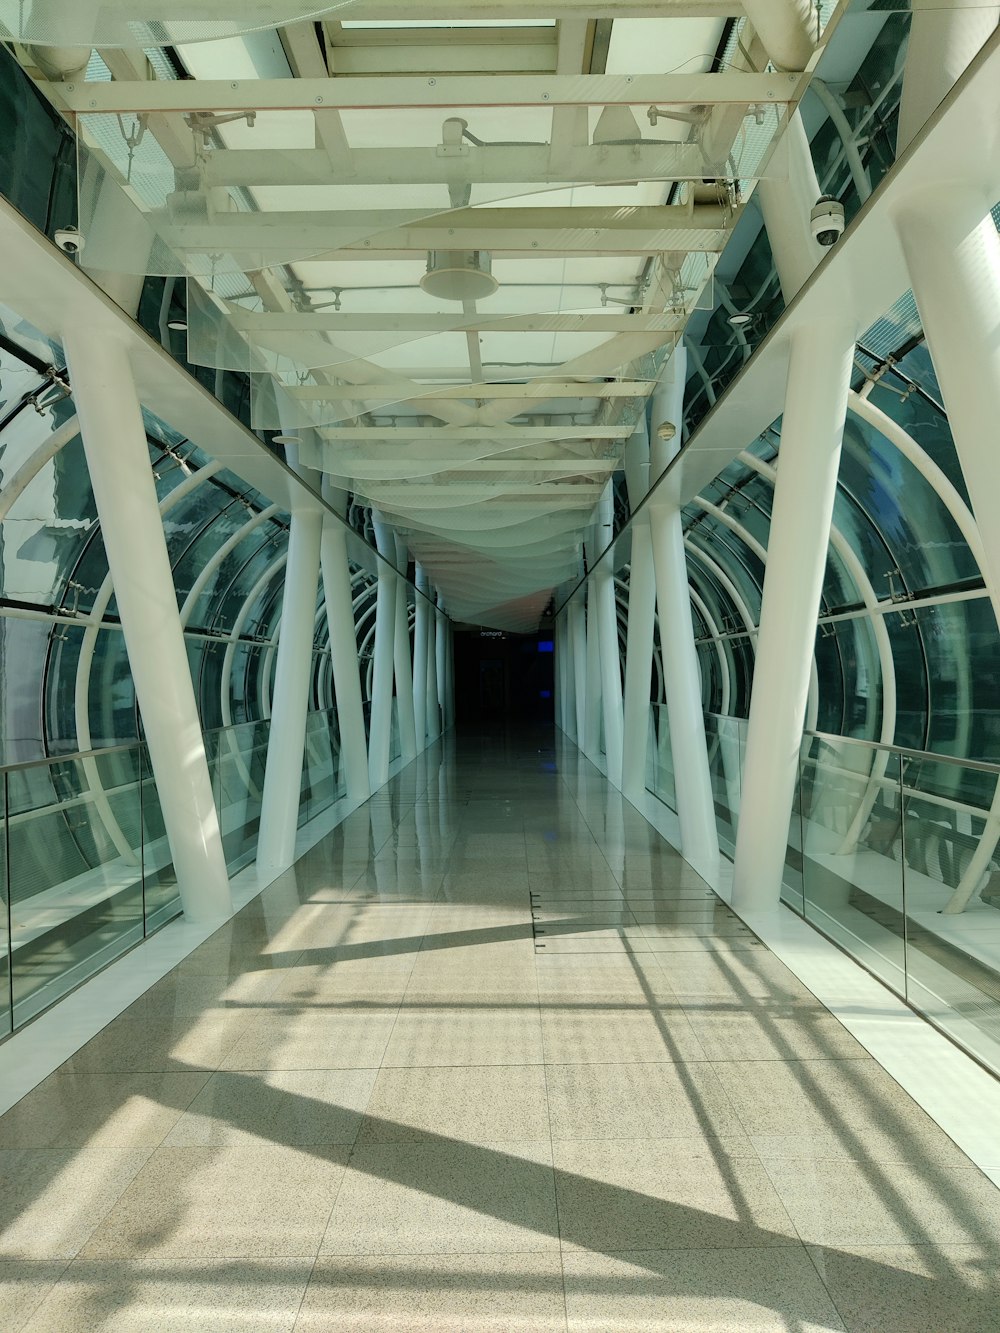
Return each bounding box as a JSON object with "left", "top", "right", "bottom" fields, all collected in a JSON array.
[
  {"left": 728, "top": 311, "right": 752, "bottom": 328},
  {"left": 420, "top": 251, "right": 498, "bottom": 302},
  {"left": 273, "top": 433, "right": 301, "bottom": 446},
  {"left": 656, "top": 420, "right": 677, "bottom": 442}
]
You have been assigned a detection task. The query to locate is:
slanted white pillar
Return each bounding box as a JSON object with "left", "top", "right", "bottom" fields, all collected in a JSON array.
[
  {"left": 732, "top": 320, "right": 855, "bottom": 910},
  {"left": 621, "top": 418, "right": 656, "bottom": 804},
  {"left": 413, "top": 563, "right": 430, "bottom": 749},
  {"left": 583, "top": 576, "right": 602, "bottom": 761},
  {"left": 648, "top": 348, "right": 719, "bottom": 881},
  {"left": 320, "top": 480, "right": 370, "bottom": 803},
  {"left": 594, "top": 485, "right": 624, "bottom": 787},
  {"left": 445, "top": 620, "right": 456, "bottom": 729},
  {"left": 569, "top": 595, "right": 587, "bottom": 746},
  {"left": 894, "top": 1, "right": 1000, "bottom": 609},
  {"left": 257, "top": 454, "right": 324, "bottom": 874},
  {"left": 756, "top": 113, "right": 825, "bottom": 302},
  {"left": 435, "top": 597, "right": 449, "bottom": 731},
  {"left": 392, "top": 535, "right": 418, "bottom": 763},
  {"left": 62, "top": 330, "right": 232, "bottom": 923},
  {"left": 369, "top": 517, "right": 398, "bottom": 789},
  {"left": 425, "top": 584, "right": 440, "bottom": 740}
]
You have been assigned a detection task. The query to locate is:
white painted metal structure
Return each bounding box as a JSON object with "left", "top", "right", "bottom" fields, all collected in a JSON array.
[{"left": 3, "top": 0, "right": 1000, "bottom": 950}]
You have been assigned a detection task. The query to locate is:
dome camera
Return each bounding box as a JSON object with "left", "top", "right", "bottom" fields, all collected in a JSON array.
[
  {"left": 810, "top": 196, "right": 845, "bottom": 248},
  {"left": 54, "top": 226, "right": 85, "bottom": 255}
]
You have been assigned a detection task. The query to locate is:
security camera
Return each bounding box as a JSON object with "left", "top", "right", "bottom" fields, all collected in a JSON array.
[
  {"left": 54, "top": 226, "right": 85, "bottom": 255},
  {"left": 810, "top": 196, "right": 845, "bottom": 248}
]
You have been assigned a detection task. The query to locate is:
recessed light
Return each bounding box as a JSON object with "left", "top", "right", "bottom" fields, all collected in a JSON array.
[
  {"left": 728, "top": 312, "right": 752, "bottom": 328},
  {"left": 273, "top": 433, "right": 301, "bottom": 446},
  {"left": 166, "top": 318, "right": 188, "bottom": 331}
]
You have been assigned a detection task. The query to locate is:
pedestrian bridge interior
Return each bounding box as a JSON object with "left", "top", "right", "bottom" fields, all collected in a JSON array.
[{"left": 2, "top": 1, "right": 1000, "bottom": 1329}]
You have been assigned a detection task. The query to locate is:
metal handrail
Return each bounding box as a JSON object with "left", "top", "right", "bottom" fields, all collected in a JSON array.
[
  {"left": 698, "top": 711, "right": 1000, "bottom": 778},
  {"left": 0, "top": 706, "right": 336, "bottom": 778}
]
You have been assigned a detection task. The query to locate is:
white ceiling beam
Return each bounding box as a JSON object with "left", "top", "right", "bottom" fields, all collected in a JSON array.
[
  {"left": 160, "top": 219, "right": 731, "bottom": 257},
  {"left": 52, "top": 72, "right": 799, "bottom": 113},
  {"left": 343, "top": 458, "right": 619, "bottom": 472},
  {"left": 202, "top": 143, "right": 737, "bottom": 188},
  {"left": 329, "top": 1, "right": 742, "bottom": 17},
  {"left": 232, "top": 312, "right": 685, "bottom": 334},
  {"left": 288, "top": 380, "right": 655, "bottom": 400},
  {"left": 330, "top": 42, "right": 558, "bottom": 74},
  {"left": 317, "top": 425, "right": 630, "bottom": 440}
]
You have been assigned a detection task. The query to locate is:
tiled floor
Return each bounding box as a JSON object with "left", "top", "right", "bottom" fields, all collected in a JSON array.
[{"left": 3, "top": 726, "right": 1000, "bottom": 1331}]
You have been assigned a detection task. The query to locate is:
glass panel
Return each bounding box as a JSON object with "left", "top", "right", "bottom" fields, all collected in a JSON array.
[
  {"left": 138, "top": 743, "right": 182, "bottom": 932},
  {"left": 704, "top": 713, "right": 744, "bottom": 857},
  {"left": 7, "top": 747, "right": 145, "bottom": 1026},
  {"left": 206, "top": 719, "right": 270, "bottom": 874},
  {"left": 799, "top": 736, "right": 906, "bottom": 996},
  {"left": 0, "top": 774, "right": 10, "bottom": 1038},
  {"left": 901, "top": 755, "right": 1000, "bottom": 1071},
  {"left": 299, "top": 709, "right": 341, "bottom": 827},
  {"left": 647, "top": 702, "right": 675, "bottom": 812}
]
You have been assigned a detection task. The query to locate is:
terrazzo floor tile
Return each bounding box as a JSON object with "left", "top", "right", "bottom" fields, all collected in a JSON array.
[
  {"left": 0, "top": 1261, "right": 68, "bottom": 1333},
  {"left": 162, "top": 1068, "right": 378, "bottom": 1147},
  {"left": 359, "top": 1063, "right": 550, "bottom": 1143},
  {"left": 4, "top": 727, "right": 999, "bottom": 1330},
  {"left": 711, "top": 1058, "right": 976, "bottom": 1166},
  {"left": 19, "top": 1258, "right": 314, "bottom": 1333},
  {"left": 79, "top": 1142, "right": 349, "bottom": 1259},
  {"left": 0, "top": 1149, "right": 154, "bottom": 1259},
  {"left": 319, "top": 1140, "right": 559, "bottom": 1256},
  {"left": 544, "top": 1061, "right": 743, "bottom": 1140},
  {"left": 761, "top": 1157, "right": 1000, "bottom": 1247},
  {"left": 538, "top": 1002, "right": 707, "bottom": 1064},
  {"left": 682, "top": 1007, "right": 868, "bottom": 1062},
  {"left": 383, "top": 1002, "right": 544, "bottom": 1067},
  {"left": 553, "top": 1137, "right": 800, "bottom": 1252},
  {"left": 561, "top": 1247, "right": 847, "bottom": 1331},
  {"left": 218, "top": 1009, "right": 398, "bottom": 1071},
  {"left": 0, "top": 1072, "right": 209, "bottom": 1150},
  {"left": 806, "top": 1242, "right": 1000, "bottom": 1333},
  {"left": 295, "top": 1252, "right": 568, "bottom": 1331},
  {"left": 57, "top": 1011, "right": 253, "bottom": 1074}
]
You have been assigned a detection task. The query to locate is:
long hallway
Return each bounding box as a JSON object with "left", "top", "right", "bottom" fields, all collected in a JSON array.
[{"left": 3, "top": 729, "right": 1000, "bottom": 1331}]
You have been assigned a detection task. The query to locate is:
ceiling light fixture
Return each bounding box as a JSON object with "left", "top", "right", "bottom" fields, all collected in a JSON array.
[
  {"left": 420, "top": 251, "right": 498, "bottom": 302},
  {"left": 728, "top": 311, "right": 752, "bottom": 328},
  {"left": 273, "top": 433, "right": 301, "bottom": 446},
  {"left": 656, "top": 421, "right": 677, "bottom": 442},
  {"left": 166, "top": 318, "right": 188, "bottom": 331}
]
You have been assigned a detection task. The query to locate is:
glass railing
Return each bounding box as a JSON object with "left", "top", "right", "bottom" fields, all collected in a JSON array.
[
  {"left": 2, "top": 740, "right": 165, "bottom": 1031},
  {"left": 678, "top": 714, "right": 1000, "bottom": 1076},
  {"left": 0, "top": 707, "right": 344, "bottom": 1039},
  {"left": 795, "top": 731, "right": 1000, "bottom": 1071}
]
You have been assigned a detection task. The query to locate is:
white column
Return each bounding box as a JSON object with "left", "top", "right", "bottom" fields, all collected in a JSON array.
[
  {"left": 435, "top": 597, "right": 449, "bottom": 731},
  {"left": 621, "top": 418, "right": 655, "bottom": 804},
  {"left": 756, "top": 113, "right": 825, "bottom": 302},
  {"left": 62, "top": 330, "right": 231, "bottom": 923},
  {"left": 257, "top": 458, "right": 324, "bottom": 874},
  {"left": 425, "top": 586, "right": 440, "bottom": 740},
  {"left": 368, "top": 518, "right": 397, "bottom": 789},
  {"left": 894, "top": 210, "right": 1000, "bottom": 615},
  {"left": 584, "top": 580, "right": 602, "bottom": 761},
  {"left": 570, "top": 595, "right": 587, "bottom": 745},
  {"left": 648, "top": 348, "right": 720, "bottom": 881},
  {"left": 412, "top": 564, "right": 430, "bottom": 749},
  {"left": 445, "top": 620, "right": 456, "bottom": 729},
  {"left": 319, "top": 481, "right": 370, "bottom": 803},
  {"left": 392, "top": 535, "right": 418, "bottom": 763},
  {"left": 594, "top": 486, "right": 624, "bottom": 788},
  {"left": 732, "top": 320, "right": 856, "bottom": 911}
]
